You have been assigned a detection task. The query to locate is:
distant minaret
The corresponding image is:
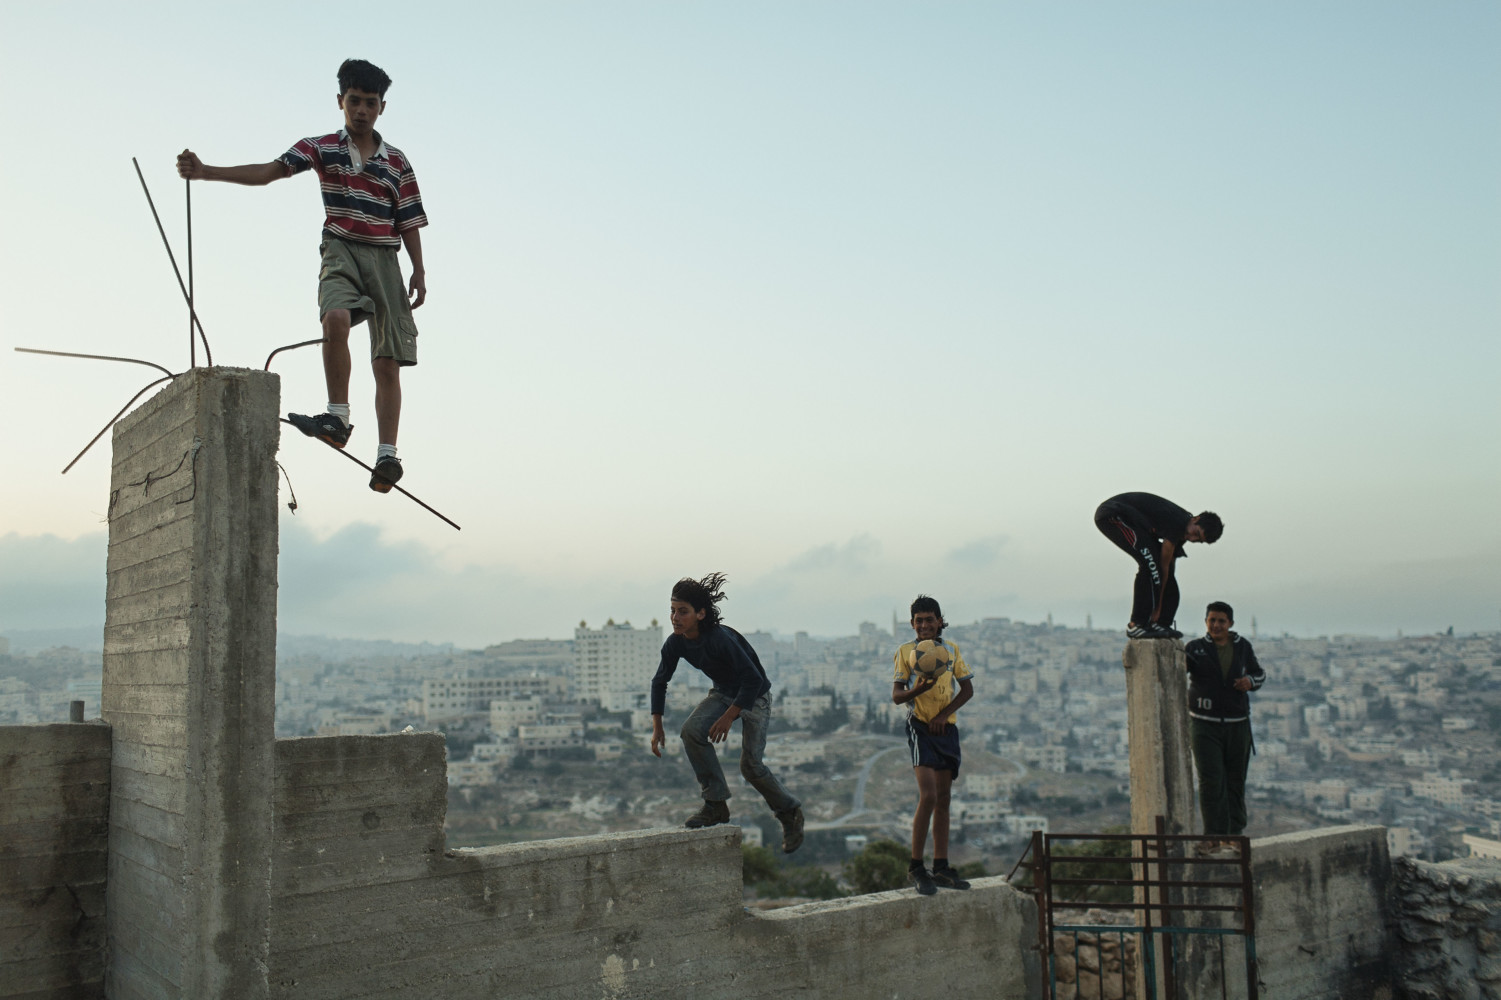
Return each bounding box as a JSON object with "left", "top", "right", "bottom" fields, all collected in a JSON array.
[
  {"left": 1086, "top": 613, "right": 1093, "bottom": 630},
  {"left": 1047, "top": 612, "right": 1053, "bottom": 629},
  {"left": 1251, "top": 616, "right": 1258, "bottom": 638}
]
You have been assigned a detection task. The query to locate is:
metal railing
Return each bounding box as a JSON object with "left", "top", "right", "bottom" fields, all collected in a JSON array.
[{"left": 1010, "top": 817, "right": 1258, "bottom": 1000}]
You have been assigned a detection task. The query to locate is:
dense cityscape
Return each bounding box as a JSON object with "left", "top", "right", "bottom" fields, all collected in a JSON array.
[{"left": 5, "top": 615, "right": 1500, "bottom": 878}]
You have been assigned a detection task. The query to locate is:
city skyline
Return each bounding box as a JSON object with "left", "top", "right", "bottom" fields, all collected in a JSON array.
[{"left": 3, "top": 4, "right": 1497, "bottom": 647}]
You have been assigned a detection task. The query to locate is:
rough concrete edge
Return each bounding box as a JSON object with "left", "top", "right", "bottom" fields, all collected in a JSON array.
[
  {"left": 1250, "top": 823, "right": 1386, "bottom": 854},
  {"left": 749, "top": 874, "right": 1028, "bottom": 920},
  {"left": 448, "top": 825, "right": 742, "bottom": 865}
]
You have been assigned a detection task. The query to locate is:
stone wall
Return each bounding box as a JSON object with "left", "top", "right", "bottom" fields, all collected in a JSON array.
[
  {"left": 0, "top": 722, "right": 111, "bottom": 1000},
  {"left": 1392, "top": 855, "right": 1501, "bottom": 1000},
  {"left": 270, "top": 732, "right": 1039, "bottom": 1000}
]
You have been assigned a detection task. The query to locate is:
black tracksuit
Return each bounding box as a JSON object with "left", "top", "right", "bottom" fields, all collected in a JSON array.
[
  {"left": 1094, "top": 492, "right": 1193, "bottom": 627},
  {"left": 1184, "top": 633, "right": 1266, "bottom": 835}
]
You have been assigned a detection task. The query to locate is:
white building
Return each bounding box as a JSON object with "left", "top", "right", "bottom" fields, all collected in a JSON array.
[
  {"left": 422, "top": 674, "right": 568, "bottom": 722},
  {"left": 1410, "top": 772, "right": 1471, "bottom": 809},
  {"left": 447, "top": 759, "right": 500, "bottom": 786},
  {"left": 573, "top": 619, "right": 663, "bottom": 712},
  {"left": 1463, "top": 834, "right": 1501, "bottom": 860},
  {"left": 489, "top": 695, "right": 545, "bottom": 736}
]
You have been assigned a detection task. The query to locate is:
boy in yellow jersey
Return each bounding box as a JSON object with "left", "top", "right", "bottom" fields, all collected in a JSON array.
[{"left": 892, "top": 594, "right": 975, "bottom": 895}]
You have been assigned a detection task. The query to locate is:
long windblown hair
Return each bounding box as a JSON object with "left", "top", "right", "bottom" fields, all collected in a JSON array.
[{"left": 672, "top": 572, "right": 729, "bottom": 629}]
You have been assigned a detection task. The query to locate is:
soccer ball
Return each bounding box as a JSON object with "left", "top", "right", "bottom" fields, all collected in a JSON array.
[{"left": 911, "top": 639, "right": 952, "bottom": 682}]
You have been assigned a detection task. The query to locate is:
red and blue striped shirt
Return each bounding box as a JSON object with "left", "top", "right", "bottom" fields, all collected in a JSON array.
[{"left": 278, "top": 130, "right": 428, "bottom": 247}]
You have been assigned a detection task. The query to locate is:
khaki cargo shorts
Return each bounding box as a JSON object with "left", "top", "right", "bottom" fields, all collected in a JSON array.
[{"left": 317, "top": 237, "right": 419, "bottom": 366}]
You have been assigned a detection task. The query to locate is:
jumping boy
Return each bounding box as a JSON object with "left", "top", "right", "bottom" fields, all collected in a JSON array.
[
  {"left": 177, "top": 58, "right": 428, "bottom": 493},
  {"left": 1094, "top": 492, "right": 1224, "bottom": 639},
  {"left": 892, "top": 595, "right": 975, "bottom": 895},
  {"left": 649, "top": 573, "right": 805, "bottom": 853}
]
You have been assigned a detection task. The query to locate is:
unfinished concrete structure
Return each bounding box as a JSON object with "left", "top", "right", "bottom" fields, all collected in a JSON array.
[
  {"left": 1122, "top": 638, "right": 1196, "bottom": 839},
  {"left": 0, "top": 367, "right": 1485, "bottom": 998}
]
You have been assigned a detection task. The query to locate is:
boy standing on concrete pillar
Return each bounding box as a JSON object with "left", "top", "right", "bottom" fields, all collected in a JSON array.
[
  {"left": 892, "top": 595, "right": 975, "bottom": 895},
  {"left": 649, "top": 573, "right": 805, "bottom": 853},
  {"left": 177, "top": 58, "right": 428, "bottom": 493}
]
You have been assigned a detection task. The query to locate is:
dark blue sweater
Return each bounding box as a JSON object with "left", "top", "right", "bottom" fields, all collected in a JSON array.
[{"left": 650, "top": 625, "right": 771, "bottom": 715}]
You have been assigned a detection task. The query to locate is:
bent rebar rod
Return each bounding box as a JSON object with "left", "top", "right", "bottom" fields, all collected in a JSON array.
[
  {"left": 62, "top": 375, "right": 176, "bottom": 475},
  {"left": 265, "top": 339, "right": 326, "bottom": 370},
  {"left": 14, "top": 347, "right": 176, "bottom": 381},
  {"left": 278, "top": 419, "right": 462, "bottom": 531},
  {"left": 132, "top": 157, "right": 212, "bottom": 367}
]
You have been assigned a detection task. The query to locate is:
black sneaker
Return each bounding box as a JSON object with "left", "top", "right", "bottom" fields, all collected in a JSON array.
[
  {"left": 908, "top": 865, "right": 937, "bottom": 896},
  {"left": 1137, "top": 623, "right": 1182, "bottom": 640},
  {"left": 1126, "top": 623, "right": 1147, "bottom": 639},
  {"left": 931, "top": 864, "right": 972, "bottom": 890},
  {"left": 777, "top": 806, "right": 805, "bottom": 854},
  {"left": 684, "top": 800, "right": 730, "bottom": 829},
  {"left": 287, "top": 411, "right": 352, "bottom": 449},
  {"left": 370, "top": 455, "right": 403, "bottom": 494}
]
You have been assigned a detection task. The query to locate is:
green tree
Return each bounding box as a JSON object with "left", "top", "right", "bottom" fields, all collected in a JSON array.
[
  {"left": 1051, "top": 826, "right": 1133, "bottom": 904},
  {"left": 843, "top": 838, "right": 911, "bottom": 895},
  {"left": 743, "top": 845, "right": 780, "bottom": 885}
]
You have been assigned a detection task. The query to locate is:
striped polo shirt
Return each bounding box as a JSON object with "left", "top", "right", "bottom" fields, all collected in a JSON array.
[{"left": 278, "top": 130, "right": 428, "bottom": 247}]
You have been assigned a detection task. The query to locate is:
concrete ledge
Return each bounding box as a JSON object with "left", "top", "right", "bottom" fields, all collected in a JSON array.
[
  {"left": 1183, "top": 824, "right": 1392, "bottom": 1000},
  {"left": 269, "top": 735, "right": 1041, "bottom": 1000},
  {"left": 739, "top": 876, "right": 1038, "bottom": 999}
]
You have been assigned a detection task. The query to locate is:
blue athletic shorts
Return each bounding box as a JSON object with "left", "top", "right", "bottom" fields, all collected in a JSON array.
[{"left": 906, "top": 716, "right": 961, "bottom": 777}]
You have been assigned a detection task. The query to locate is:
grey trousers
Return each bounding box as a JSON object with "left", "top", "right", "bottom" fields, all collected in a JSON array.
[{"left": 680, "top": 690, "right": 800, "bottom": 814}]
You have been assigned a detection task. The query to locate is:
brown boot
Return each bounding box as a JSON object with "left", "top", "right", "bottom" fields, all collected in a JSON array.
[
  {"left": 777, "top": 806, "right": 805, "bottom": 853},
  {"left": 685, "top": 800, "right": 730, "bottom": 828}
]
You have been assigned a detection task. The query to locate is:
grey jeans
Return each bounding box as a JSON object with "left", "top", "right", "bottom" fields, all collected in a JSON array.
[{"left": 680, "top": 690, "right": 800, "bottom": 814}]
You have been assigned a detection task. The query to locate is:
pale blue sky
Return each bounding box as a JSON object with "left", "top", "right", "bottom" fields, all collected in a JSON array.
[{"left": 2, "top": 3, "right": 1497, "bottom": 645}]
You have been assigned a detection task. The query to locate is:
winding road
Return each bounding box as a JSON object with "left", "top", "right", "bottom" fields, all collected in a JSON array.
[{"left": 807, "top": 739, "right": 906, "bottom": 831}]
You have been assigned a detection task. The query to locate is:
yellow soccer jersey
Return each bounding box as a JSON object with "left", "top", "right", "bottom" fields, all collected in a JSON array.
[{"left": 893, "top": 639, "right": 972, "bottom": 724}]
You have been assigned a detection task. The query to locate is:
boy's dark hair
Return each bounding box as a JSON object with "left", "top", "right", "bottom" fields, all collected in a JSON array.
[
  {"left": 1206, "top": 601, "right": 1234, "bottom": 623},
  {"left": 1196, "top": 511, "right": 1224, "bottom": 543},
  {"left": 672, "top": 572, "right": 729, "bottom": 630},
  {"left": 910, "top": 594, "right": 946, "bottom": 635},
  {"left": 338, "top": 59, "right": 392, "bottom": 97}
]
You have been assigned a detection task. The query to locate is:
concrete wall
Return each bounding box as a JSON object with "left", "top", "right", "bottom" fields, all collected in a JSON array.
[
  {"left": 270, "top": 733, "right": 1038, "bottom": 1000},
  {"left": 1392, "top": 855, "right": 1501, "bottom": 1000},
  {"left": 0, "top": 722, "right": 111, "bottom": 1000},
  {"left": 102, "top": 368, "right": 280, "bottom": 1000},
  {"left": 1183, "top": 825, "right": 1393, "bottom": 1000}
]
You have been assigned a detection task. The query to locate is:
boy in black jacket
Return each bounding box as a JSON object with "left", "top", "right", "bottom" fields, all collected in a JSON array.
[{"left": 1184, "top": 601, "right": 1266, "bottom": 839}]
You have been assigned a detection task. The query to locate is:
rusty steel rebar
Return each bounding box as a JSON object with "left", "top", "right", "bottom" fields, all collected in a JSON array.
[
  {"left": 279, "top": 419, "right": 461, "bottom": 531},
  {"left": 132, "top": 157, "right": 212, "bottom": 366},
  {"left": 265, "top": 339, "right": 327, "bottom": 370}
]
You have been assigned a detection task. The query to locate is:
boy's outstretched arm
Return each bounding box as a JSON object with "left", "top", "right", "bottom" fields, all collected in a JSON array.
[
  {"left": 401, "top": 228, "right": 426, "bottom": 308},
  {"left": 176, "top": 150, "right": 286, "bottom": 186}
]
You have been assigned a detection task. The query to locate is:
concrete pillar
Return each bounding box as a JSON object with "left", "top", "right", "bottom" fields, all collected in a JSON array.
[
  {"left": 1123, "top": 637, "right": 1196, "bottom": 1000},
  {"left": 101, "top": 368, "right": 279, "bottom": 1000},
  {"left": 1123, "top": 637, "right": 1195, "bottom": 836}
]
